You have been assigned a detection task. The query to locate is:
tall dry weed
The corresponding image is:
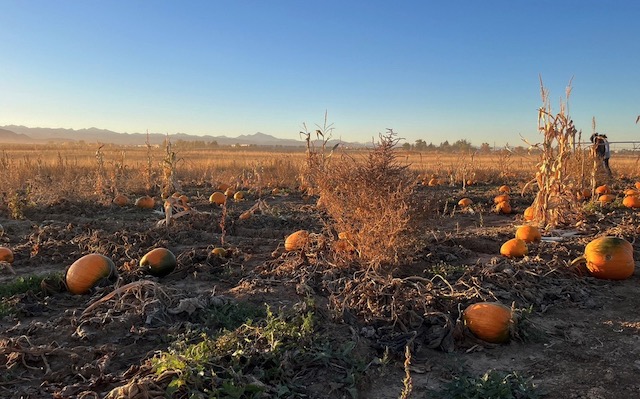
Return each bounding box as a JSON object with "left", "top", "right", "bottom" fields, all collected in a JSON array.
[
  {"left": 523, "top": 78, "right": 584, "bottom": 228},
  {"left": 309, "top": 128, "right": 421, "bottom": 269}
]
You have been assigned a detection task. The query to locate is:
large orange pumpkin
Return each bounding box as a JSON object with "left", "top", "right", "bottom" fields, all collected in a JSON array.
[
  {"left": 500, "top": 238, "right": 527, "bottom": 258},
  {"left": 209, "top": 191, "right": 226, "bottom": 205},
  {"left": 571, "top": 236, "right": 634, "bottom": 280},
  {"left": 65, "top": 254, "right": 117, "bottom": 295},
  {"left": 623, "top": 195, "right": 640, "bottom": 209},
  {"left": 0, "top": 247, "right": 14, "bottom": 263},
  {"left": 515, "top": 225, "right": 541, "bottom": 243},
  {"left": 135, "top": 196, "right": 155, "bottom": 209},
  {"left": 463, "top": 302, "right": 513, "bottom": 343},
  {"left": 285, "top": 230, "right": 310, "bottom": 251},
  {"left": 139, "top": 248, "right": 177, "bottom": 277}
]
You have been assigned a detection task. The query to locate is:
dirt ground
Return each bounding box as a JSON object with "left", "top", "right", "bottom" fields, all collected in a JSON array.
[{"left": 2, "top": 181, "right": 640, "bottom": 399}]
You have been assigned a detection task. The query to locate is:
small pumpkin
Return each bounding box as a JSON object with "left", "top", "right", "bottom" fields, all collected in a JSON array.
[
  {"left": 515, "top": 225, "right": 541, "bottom": 243},
  {"left": 466, "top": 179, "right": 474, "bottom": 186},
  {"left": 233, "top": 191, "right": 245, "bottom": 201},
  {"left": 139, "top": 248, "right": 177, "bottom": 277},
  {"left": 113, "top": 194, "right": 129, "bottom": 207},
  {"left": 65, "top": 254, "right": 117, "bottom": 295},
  {"left": 571, "top": 236, "right": 634, "bottom": 280},
  {"left": 224, "top": 187, "right": 235, "bottom": 198},
  {"left": 135, "top": 195, "right": 155, "bottom": 209},
  {"left": 523, "top": 206, "right": 535, "bottom": 221},
  {"left": 463, "top": 302, "right": 514, "bottom": 343},
  {"left": 285, "top": 230, "right": 309, "bottom": 251},
  {"left": 495, "top": 200, "right": 512, "bottom": 214},
  {"left": 217, "top": 183, "right": 231, "bottom": 191},
  {"left": 428, "top": 178, "right": 439, "bottom": 187},
  {"left": 577, "top": 188, "right": 591, "bottom": 201},
  {"left": 500, "top": 238, "right": 527, "bottom": 258},
  {"left": 635, "top": 182, "right": 640, "bottom": 190},
  {"left": 624, "top": 189, "right": 638, "bottom": 197},
  {"left": 209, "top": 191, "right": 227, "bottom": 205},
  {"left": 598, "top": 194, "right": 616, "bottom": 204},
  {"left": 498, "top": 185, "right": 510, "bottom": 193},
  {"left": 458, "top": 198, "right": 473, "bottom": 207},
  {"left": 494, "top": 194, "right": 510, "bottom": 204},
  {"left": 623, "top": 195, "right": 640, "bottom": 209},
  {"left": 0, "top": 247, "right": 14, "bottom": 263},
  {"left": 595, "top": 184, "right": 610, "bottom": 195},
  {"left": 211, "top": 247, "right": 228, "bottom": 257}
]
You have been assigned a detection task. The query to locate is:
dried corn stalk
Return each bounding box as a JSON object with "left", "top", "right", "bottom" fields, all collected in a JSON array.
[{"left": 523, "top": 78, "right": 583, "bottom": 228}]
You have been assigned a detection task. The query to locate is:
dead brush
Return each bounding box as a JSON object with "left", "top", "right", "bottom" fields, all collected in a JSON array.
[
  {"left": 161, "top": 136, "right": 182, "bottom": 199},
  {"left": 310, "top": 128, "right": 423, "bottom": 269},
  {"left": 522, "top": 78, "right": 584, "bottom": 228}
]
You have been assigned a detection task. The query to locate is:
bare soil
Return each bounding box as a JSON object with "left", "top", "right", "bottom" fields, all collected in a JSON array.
[{"left": 2, "top": 182, "right": 640, "bottom": 399}]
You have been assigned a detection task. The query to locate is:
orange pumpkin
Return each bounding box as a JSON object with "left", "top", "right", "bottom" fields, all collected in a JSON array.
[
  {"left": 428, "top": 178, "right": 440, "bottom": 186},
  {"left": 65, "top": 254, "right": 117, "bottom": 295},
  {"left": 217, "top": 183, "right": 231, "bottom": 191},
  {"left": 523, "top": 206, "right": 535, "bottom": 221},
  {"left": 624, "top": 189, "right": 638, "bottom": 197},
  {"left": 498, "top": 185, "right": 510, "bottom": 193},
  {"left": 500, "top": 238, "right": 527, "bottom": 258},
  {"left": 515, "top": 225, "right": 541, "bottom": 243},
  {"left": 494, "top": 194, "right": 510, "bottom": 204},
  {"left": 635, "top": 182, "right": 640, "bottom": 190},
  {"left": 623, "top": 195, "right": 640, "bottom": 209},
  {"left": 113, "top": 194, "right": 129, "bottom": 207},
  {"left": 495, "top": 200, "right": 512, "bottom": 214},
  {"left": 0, "top": 247, "right": 14, "bottom": 263},
  {"left": 595, "top": 184, "right": 610, "bottom": 195},
  {"left": 463, "top": 302, "right": 513, "bottom": 343},
  {"left": 284, "top": 230, "right": 309, "bottom": 251},
  {"left": 233, "top": 191, "right": 245, "bottom": 201},
  {"left": 211, "top": 247, "right": 228, "bottom": 257},
  {"left": 140, "top": 248, "right": 177, "bottom": 277},
  {"left": 577, "top": 188, "right": 591, "bottom": 201},
  {"left": 458, "top": 198, "right": 473, "bottom": 207},
  {"left": 209, "top": 191, "right": 227, "bottom": 205},
  {"left": 135, "top": 196, "right": 155, "bottom": 209},
  {"left": 598, "top": 194, "right": 616, "bottom": 204},
  {"left": 571, "top": 236, "right": 634, "bottom": 280},
  {"left": 224, "top": 187, "right": 235, "bottom": 198}
]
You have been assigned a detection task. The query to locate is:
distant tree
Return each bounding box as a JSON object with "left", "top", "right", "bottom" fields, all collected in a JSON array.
[
  {"left": 415, "top": 139, "right": 427, "bottom": 151},
  {"left": 451, "top": 139, "right": 474, "bottom": 152},
  {"left": 480, "top": 143, "right": 491, "bottom": 153},
  {"left": 439, "top": 140, "right": 451, "bottom": 152},
  {"left": 402, "top": 142, "right": 412, "bottom": 151}
]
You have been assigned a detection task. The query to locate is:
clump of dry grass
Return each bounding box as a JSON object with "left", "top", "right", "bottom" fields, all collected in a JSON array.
[{"left": 306, "top": 127, "right": 422, "bottom": 269}]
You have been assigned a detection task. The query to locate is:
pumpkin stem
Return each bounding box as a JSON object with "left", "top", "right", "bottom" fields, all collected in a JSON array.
[{"left": 570, "top": 255, "right": 586, "bottom": 267}]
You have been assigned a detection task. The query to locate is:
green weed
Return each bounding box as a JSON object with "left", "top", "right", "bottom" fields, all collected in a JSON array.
[{"left": 428, "top": 370, "right": 541, "bottom": 399}]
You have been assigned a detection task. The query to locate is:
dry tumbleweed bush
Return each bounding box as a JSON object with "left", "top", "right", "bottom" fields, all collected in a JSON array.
[{"left": 308, "top": 128, "right": 422, "bottom": 269}]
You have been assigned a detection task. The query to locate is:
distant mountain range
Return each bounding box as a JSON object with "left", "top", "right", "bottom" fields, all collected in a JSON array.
[{"left": 0, "top": 125, "right": 363, "bottom": 148}]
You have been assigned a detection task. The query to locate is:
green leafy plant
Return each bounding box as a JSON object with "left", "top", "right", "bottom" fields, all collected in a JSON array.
[{"left": 428, "top": 370, "right": 541, "bottom": 399}]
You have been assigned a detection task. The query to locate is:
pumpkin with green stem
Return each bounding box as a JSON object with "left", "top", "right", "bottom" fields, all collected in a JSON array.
[{"left": 571, "top": 236, "right": 634, "bottom": 280}]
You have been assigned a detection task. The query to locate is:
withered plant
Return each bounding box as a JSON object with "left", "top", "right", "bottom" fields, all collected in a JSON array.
[
  {"left": 523, "top": 78, "right": 584, "bottom": 228},
  {"left": 308, "top": 127, "right": 421, "bottom": 269},
  {"left": 161, "top": 136, "right": 182, "bottom": 198}
]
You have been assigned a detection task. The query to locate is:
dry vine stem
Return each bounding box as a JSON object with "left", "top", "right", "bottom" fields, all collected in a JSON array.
[{"left": 523, "top": 77, "right": 582, "bottom": 228}]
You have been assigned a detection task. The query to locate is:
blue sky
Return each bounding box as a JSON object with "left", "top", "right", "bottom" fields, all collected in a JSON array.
[{"left": 1, "top": 1, "right": 640, "bottom": 147}]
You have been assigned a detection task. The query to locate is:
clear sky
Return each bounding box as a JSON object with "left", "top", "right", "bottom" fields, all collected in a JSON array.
[{"left": 2, "top": 1, "right": 640, "bottom": 147}]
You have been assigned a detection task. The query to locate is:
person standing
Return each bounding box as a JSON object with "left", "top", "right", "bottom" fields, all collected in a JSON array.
[{"left": 591, "top": 133, "right": 612, "bottom": 177}]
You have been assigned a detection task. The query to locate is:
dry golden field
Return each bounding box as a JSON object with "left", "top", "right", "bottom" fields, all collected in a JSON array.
[{"left": 2, "top": 137, "right": 640, "bottom": 398}]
